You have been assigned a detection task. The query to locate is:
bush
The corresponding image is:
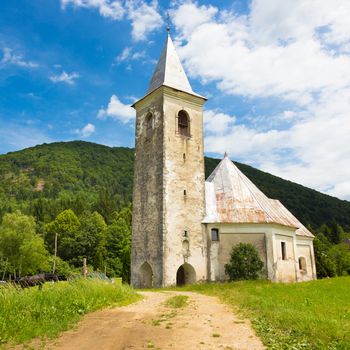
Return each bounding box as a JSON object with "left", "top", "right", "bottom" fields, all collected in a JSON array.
[{"left": 225, "top": 243, "right": 264, "bottom": 281}]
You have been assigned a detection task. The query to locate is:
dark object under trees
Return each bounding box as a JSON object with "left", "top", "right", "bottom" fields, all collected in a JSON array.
[{"left": 225, "top": 243, "right": 264, "bottom": 281}]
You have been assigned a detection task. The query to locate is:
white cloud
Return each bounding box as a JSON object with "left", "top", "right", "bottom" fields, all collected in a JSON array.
[
  {"left": 204, "top": 110, "right": 236, "bottom": 134},
  {"left": 0, "top": 48, "right": 38, "bottom": 68},
  {"left": 75, "top": 123, "right": 95, "bottom": 138},
  {"left": 116, "top": 47, "right": 132, "bottom": 62},
  {"left": 49, "top": 71, "right": 80, "bottom": 85},
  {"left": 172, "top": 1, "right": 350, "bottom": 200},
  {"left": 126, "top": 0, "right": 163, "bottom": 41},
  {"left": 97, "top": 94, "right": 134, "bottom": 123},
  {"left": 170, "top": 3, "right": 218, "bottom": 39},
  {"left": 61, "top": 0, "right": 162, "bottom": 41},
  {"left": 61, "top": 0, "right": 125, "bottom": 20},
  {"left": 115, "top": 47, "right": 146, "bottom": 63},
  {"left": 204, "top": 111, "right": 287, "bottom": 159}
]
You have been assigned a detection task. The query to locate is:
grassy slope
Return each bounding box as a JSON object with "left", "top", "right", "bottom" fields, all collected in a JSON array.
[
  {"left": 0, "top": 279, "right": 140, "bottom": 346},
  {"left": 1, "top": 141, "right": 350, "bottom": 230},
  {"left": 181, "top": 277, "right": 350, "bottom": 349}
]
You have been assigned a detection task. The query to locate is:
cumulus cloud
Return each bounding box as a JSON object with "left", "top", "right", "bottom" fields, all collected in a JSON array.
[
  {"left": 204, "top": 110, "right": 236, "bottom": 134},
  {"left": 0, "top": 48, "right": 38, "bottom": 68},
  {"left": 49, "top": 71, "right": 80, "bottom": 85},
  {"left": 75, "top": 123, "right": 95, "bottom": 138},
  {"left": 97, "top": 94, "right": 134, "bottom": 123},
  {"left": 172, "top": 1, "right": 350, "bottom": 200},
  {"left": 61, "top": 0, "right": 162, "bottom": 41},
  {"left": 61, "top": 0, "right": 124, "bottom": 20},
  {"left": 126, "top": 0, "right": 163, "bottom": 41}
]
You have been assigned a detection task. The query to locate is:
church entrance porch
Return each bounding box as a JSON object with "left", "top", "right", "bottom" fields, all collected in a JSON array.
[
  {"left": 139, "top": 262, "right": 153, "bottom": 288},
  {"left": 176, "top": 263, "right": 196, "bottom": 286}
]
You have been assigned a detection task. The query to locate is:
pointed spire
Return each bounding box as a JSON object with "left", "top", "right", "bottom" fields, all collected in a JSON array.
[{"left": 147, "top": 34, "right": 201, "bottom": 97}]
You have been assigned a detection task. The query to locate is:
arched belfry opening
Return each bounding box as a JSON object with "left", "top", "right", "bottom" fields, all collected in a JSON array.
[
  {"left": 178, "top": 110, "right": 190, "bottom": 137},
  {"left": 176, "top": 263, "right": 196, "bottom": 286},
  {"left": 140, "top": 262, "right": 154, "bottom": 288}
]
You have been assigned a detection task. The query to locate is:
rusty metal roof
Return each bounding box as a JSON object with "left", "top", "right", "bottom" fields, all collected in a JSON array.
[{"left": 204, "top": 154, "right": 314, "bottom": 238}]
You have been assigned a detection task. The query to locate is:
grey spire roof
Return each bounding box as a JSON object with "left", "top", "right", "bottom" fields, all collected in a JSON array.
[
  {"left": 147, "top": 34, "right": 203, "bottom": 98},
  {"left": 204, "top": 155, "right": 313, "bottom": 238}
]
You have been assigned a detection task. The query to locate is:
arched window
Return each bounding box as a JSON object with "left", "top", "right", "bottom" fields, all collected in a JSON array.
[
  {"left": 145, "top": 112, "right": 153, "bottom": 138},
  {"left": 298, "top": 257, "right": 307, "bottom": 273},
  {"left": 178, "top": 110, "right": 190, "bottom": 137}
]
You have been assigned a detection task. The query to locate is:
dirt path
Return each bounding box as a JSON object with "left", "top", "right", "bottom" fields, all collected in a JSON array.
[{"left": 46, "top": 291, "right": 264, "bottom": 350}]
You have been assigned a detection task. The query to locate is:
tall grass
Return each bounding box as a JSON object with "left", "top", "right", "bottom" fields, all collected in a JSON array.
[
  {"left": 181, "top": 277, "right": 350, "bottom": 349},
  {"left": 0, "top": 279, "right": 140, "bottom": 346}
]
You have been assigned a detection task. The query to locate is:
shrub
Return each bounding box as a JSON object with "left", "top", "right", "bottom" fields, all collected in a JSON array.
[{"left": 225, "top": 243, "right": 264, "bottom": 281}]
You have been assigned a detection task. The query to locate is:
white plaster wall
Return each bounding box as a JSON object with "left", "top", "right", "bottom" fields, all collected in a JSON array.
[
  {"left": 274, "top": 233, "right": 297, "bottom": 282},
  {"left": 205, "top": 223, "right": 305, "bottom": 283},
  {"left": 296, "top": 237, "right": 317, "bottom": 281}
]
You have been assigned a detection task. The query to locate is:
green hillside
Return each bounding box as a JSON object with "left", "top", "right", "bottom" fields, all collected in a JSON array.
[{"left": 0, "top": 140, "right": 349, "bottom": 230}]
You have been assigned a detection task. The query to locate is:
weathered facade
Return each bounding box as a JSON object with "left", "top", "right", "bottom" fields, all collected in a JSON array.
[
  {"left": 131, "top": 35, "right": 207, "bottom": 287},
  {"left": 131, "top": 34, "right": 316, "bottom": 287}
]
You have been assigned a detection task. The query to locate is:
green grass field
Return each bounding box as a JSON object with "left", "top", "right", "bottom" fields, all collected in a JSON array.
[
  {"left": 0, "top": 279, "right": 140, "bottom": 347},
  {"left": 179, "top": 277, "right": 350, "bottom": 349}
]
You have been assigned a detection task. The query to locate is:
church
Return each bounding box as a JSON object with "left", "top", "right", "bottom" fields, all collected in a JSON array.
[{"left": 130, "top": 34, "right": 317, "bottom": 288}]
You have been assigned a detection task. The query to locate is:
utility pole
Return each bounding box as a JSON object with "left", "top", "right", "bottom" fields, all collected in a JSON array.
[
  {"left": 52, "top": 232, "right": 58, "bottom": 274},
  {"left": 1, "top": 258, "right": 8, "bottom": 280}
]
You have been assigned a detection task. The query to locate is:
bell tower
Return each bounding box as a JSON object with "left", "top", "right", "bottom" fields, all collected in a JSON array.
[{"left": 131, "top": 34, "right": 207, "bottom": 287}]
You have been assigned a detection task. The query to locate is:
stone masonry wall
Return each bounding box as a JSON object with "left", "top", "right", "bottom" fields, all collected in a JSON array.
[
  {"left": 131, "top": 91, "right": 164, "bottom": 287},
  {"left": 162, "top": 88, "right": 207, "bottom": 285}
]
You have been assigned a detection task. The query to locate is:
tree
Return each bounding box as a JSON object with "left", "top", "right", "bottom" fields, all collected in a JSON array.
[
  {"left": 225, "top": 243, "right": 264, "bottom": 281},
  {"left": 45, "top": 209, "right": 81, "bottom": 266},
  {"left": 329, "top": 243, "right": 350, "bottom": 276},
  {"left": 105, "top": 205, "right": 132, "bottom": 281},
  {"left": 313, "top": 233, "right": 337, "bottom": 278},
  {"left": 78, "top": 211, "right": 107, "bottom": 269},
  {"left": 0, "top": 211, "right": 50, "bottom": 277}
]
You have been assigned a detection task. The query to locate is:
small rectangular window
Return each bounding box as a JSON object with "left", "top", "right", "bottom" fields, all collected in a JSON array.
[
  {"left": 183, "top": 230, "right": 188, "bottom": 237},
  {"left": 211, "top": 228, "right": 219, "bottom": 241},
  {"left": 281, "top": 242, "right": 287, "bottom": 260}
]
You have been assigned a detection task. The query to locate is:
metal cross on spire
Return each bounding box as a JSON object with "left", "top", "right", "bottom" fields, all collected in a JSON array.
[{"left": 166, "top": 11, "right": 170, "bottom": 33}]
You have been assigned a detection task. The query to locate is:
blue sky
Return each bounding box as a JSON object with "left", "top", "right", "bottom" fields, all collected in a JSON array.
[{"left": 1, "top": 0, "right": 350, "bottom": 200}]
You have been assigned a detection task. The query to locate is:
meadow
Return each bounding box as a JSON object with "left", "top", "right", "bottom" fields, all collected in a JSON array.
[
  {"left": 0, "top": 279, "right": 140, "bottom": 347},
  {"left": 181, "top": 277, "right": 350, "bottom": 350}
]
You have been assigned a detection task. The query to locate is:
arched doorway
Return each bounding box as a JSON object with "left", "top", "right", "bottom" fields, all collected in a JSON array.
[
  {"left": 140, "top": 262, "right": 153, "bottom": 288},
  {"left": 176, "top": 263, "right": 196, "bottom": 286}
]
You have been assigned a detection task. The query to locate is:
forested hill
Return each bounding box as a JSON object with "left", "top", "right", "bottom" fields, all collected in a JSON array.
[{"left": 1, "top": 141, "right": 350, "bottom": 231}]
